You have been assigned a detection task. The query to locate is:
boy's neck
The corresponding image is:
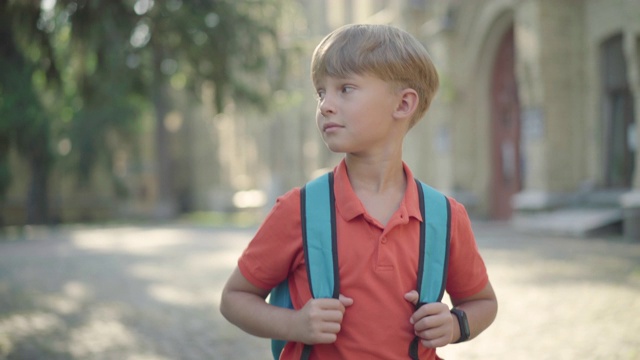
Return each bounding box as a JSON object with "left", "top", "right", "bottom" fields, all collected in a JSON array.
[
  {"left": 344, "top": 153, "right": 407, "bottom": 227},
  {"left": 344, "top": 154, "right": 406, "bottom": 194}
]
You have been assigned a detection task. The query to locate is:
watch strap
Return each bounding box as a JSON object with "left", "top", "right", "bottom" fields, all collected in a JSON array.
[{"left": 451, "top": 308, "right": 470, "bottom": 343}]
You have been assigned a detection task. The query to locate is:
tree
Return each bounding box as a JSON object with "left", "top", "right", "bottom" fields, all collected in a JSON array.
[
  {"left": 0, "top": 0, "right": 293, "bottom": 223},
  {"left": 121, "top": 0, "right": 289, "bottom": 217},
  {"left": 57, "top": 0, "right": 144, "bottom": 188},
  {"left": 0, "top": 0, "right": 57, "bottom": 224}
]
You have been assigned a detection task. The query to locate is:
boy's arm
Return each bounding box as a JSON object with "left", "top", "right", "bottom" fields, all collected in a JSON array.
[
  {"left": 406, "top": 281, "right": 497, "bottom": 348},
  {"left": 220, "top": 267, "right": 294, "bottom": 341},
  {"left": 220, "top": 267, "right": 352, "bottom": 345},
  {"left": 449, "top": 281, "right": 497, "bottom": 343}
]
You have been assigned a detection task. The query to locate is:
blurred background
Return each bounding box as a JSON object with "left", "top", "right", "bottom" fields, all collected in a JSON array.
[
  {"left": 1, "top": 2, "right": 640, "bottom": 359},
  {"left": 1, "top": 0, "right": 640, "bottom": 239}
]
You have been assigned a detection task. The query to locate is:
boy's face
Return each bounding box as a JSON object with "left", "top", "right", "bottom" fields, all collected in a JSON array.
[{"left": 314, "top": 73, "right": 402, "bottom": 155}]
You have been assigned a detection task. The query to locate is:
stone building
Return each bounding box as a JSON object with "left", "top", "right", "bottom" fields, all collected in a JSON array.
[{"left": 270, "top": 0, "right": 639, "bottom": 237}]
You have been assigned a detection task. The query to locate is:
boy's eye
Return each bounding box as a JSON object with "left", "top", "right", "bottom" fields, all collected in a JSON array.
[
  {"left": 316, "top": 89, "right": 325, "bottom": 100},
  {"left": 341, "top": 85, "right": 354, "bottom": 94}
]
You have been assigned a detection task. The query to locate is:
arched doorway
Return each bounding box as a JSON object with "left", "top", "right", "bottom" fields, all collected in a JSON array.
[
  {"left": 601, "top": 33, "right": 635, "bottom": 189},
  {"left": 490, "top": 26, "right": 522, "bottom": 220}
]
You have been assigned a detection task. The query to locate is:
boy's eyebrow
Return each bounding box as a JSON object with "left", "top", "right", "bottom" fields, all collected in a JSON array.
[{"left": 322, "top": 74, "right": 359, "bottom": 82}]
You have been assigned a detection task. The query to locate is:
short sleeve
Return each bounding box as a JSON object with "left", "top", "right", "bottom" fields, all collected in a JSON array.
[
  {"left": 445, "top": 198, "right": 489, "bottom": 299},
  {"left": 237, "top": 188, "right": 304, "bottom": 291}
]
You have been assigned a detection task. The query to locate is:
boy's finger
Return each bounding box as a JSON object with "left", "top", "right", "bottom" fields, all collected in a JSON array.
[
  {"left": 409, "top": 302, "right": 446, "bottom": 324},
  {"left": 404, "top": 290, "right": 419, "bottom": 305},
  {"left": 339, "top": 294, "right": 354, "bottom": 307},
  {"left": 313, "top": 298, "right": 344, "bottom": 309}
]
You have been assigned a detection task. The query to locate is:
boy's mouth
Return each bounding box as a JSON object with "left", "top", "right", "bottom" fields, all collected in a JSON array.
[{"left": 322, "top": 122, "right": 343, "bottom": 132}]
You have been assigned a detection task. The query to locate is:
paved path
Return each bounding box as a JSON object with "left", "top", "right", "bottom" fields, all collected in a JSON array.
[{"left": 0, "top": 223, "right": 639, "bottom": 359}]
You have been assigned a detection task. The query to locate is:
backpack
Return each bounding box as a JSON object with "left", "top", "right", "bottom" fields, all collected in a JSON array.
[{"left": 269, "top": 172, "right": 451, "bottom": 360}]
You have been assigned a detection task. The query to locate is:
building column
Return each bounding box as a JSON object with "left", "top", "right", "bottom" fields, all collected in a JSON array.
[
  {"left": 512, "top": 0, "right": 586, "bottom": 212},
  {"left": 620, "top": 21, "right": 640, "bottom": 240}
]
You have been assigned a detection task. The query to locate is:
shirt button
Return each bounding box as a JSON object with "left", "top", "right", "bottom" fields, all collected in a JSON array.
[{"left": 381, "top": 236, "right": 388, "bottom": 244}]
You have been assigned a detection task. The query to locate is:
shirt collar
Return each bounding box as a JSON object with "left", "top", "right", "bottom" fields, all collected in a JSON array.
[{"left": 332, "top": 159, "right": 423, "bottom": 223}]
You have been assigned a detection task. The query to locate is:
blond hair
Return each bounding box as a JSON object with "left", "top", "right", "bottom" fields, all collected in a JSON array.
[{"left": 311, "top": 24, "right": 439, "bottom": 127}]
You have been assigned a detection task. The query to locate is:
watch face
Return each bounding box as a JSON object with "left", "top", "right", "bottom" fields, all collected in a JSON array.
[
  {"left": 461, "top": 314, "right": 470, "bottom": 335},
  {"left": 452, "top": 309, "right": 470, "bottom": 342}
]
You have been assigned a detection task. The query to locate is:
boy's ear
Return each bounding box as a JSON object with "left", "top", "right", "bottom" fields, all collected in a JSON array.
[{"left": 393, "top": 88, "right": 419, "bottom": 120}]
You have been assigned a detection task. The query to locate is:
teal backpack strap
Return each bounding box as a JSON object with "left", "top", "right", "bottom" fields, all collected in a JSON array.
[
  {"left": 415, "top": 180, "right": 450, "bottom": 305},
  {"left": 409, "top": 179, "right": 451, "bottom": 360},
  {"left": 269, "top": 172, "right": 338, "bottom": 360},
  {"left": 302, "top": 172, "right": 339, "bottom": 300}
]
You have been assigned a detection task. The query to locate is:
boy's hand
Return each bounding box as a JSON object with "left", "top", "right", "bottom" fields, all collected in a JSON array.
[
  {"left": 293, "top": 294, "right": 353, "bottom": 345},
  {"left": 404, "top": 290, "right": 454, "bottom": 348}
]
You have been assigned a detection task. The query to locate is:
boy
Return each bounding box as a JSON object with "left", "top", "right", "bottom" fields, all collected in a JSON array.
[{"left": 220, "top": 24, "right": 497, "bottom": 359}]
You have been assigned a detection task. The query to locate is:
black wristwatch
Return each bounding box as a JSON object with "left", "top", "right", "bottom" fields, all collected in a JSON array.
[{"left": 450, "top": 308, "right": 470, "bottom": 343}]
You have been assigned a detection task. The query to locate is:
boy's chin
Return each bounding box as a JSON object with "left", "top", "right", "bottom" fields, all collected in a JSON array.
[{"left": 323, "top": 143, "right": 350, "bottom": 154}]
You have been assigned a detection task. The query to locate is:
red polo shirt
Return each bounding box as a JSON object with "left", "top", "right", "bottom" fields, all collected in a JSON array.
[{"left": 238, "top": 160, "right": 488, "bottom": 359}]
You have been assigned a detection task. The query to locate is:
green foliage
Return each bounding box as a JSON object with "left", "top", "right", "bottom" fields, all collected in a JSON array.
[
  {"left": 133, "top": 0, "right": 288, "bottom": 109},
  {"left": 0, "top": 2, "right": 54, "bottom": 221},
  {"left": 0, "top": 0, "right": 294, "bottom": 222}
]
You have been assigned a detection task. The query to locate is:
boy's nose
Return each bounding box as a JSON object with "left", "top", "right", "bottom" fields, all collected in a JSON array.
[{"left": 319, "top": 97, "right": 336, "bottom": 117}]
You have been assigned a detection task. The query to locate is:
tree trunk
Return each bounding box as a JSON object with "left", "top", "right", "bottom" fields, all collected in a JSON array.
[
  {"left": 26, "top": 154, "right": 49, "bottom": 225},
  {"left": 151, "top": 43, "right": 175, "bottom": 219}
]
